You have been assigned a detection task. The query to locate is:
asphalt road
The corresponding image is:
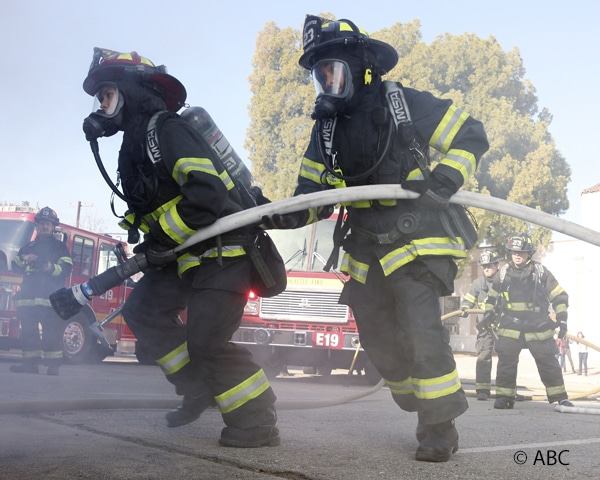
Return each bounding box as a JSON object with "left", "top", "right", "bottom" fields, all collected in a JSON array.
[{"left": 1, "top": 350, "right": 599, "bottom": 480}]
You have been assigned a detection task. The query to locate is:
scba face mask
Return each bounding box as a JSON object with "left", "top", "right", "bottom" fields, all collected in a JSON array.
[
  {"left": 82, "top": 82, "right": 124, "bottom": 141},
  {"left": 311, "top": 59, "right": 354, "bottom": 119}
]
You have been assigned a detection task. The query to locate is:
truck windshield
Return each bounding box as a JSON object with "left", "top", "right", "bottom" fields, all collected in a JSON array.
[
  {"left": 268, "top": 219, "right": 336, "bottom": 272},
  {"left": 0, "top": 220, "right": 36, "bottom": 271}
]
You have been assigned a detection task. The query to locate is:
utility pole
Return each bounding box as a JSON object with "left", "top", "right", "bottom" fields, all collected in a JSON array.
[{"left": 70, "top": 201, "right": 93, "bottom": 228}]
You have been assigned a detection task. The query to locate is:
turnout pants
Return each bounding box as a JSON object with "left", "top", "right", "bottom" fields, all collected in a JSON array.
[
  {"left": 340, "top": 258, "right": 468, "bottom": 425},
  {"left": 495, "top": 330, "right": 567, "bottom": 403},
  {"left": 475, "top": 330, "right": 494, "bottom": 394},
  {"left": 123, "top": 258, "right": 276, "bottom": 429},
  {"left": 16, "top": 305, "right": 64, "bottom": 363}
]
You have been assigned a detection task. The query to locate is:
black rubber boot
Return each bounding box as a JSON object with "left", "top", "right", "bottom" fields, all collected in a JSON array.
[
  {"left": 416, "top": 422, "right": 427, "bottom": 443},
  {"left": 10, "top": 360, "right": 39, "bottom": 374},
  {"left": 415, "top": 420, "right": 459, "bottom": 462},
  {"left": 493, "top": 396, "right": 515, "bottom": 409},
  {"left": 165, "top": 393, "right": 215, "bottom": 428},
  {"left": 476, "top": 391, "right": 489, "bottom": 401},
  {"left": 219, "top": 406, "right": 280, "bottom": 448},
  {"left": 46, "top": 359, "right": 61, "bottom": 376}
]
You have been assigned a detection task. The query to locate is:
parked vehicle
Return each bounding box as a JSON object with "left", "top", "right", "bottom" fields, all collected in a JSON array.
[{"left": 0, "top": 206, "right": 136, "bottom": 363}]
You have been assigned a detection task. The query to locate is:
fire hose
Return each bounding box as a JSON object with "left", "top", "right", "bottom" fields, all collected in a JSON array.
[{"left": 35, "top": 186, "right": 600, "bottom": 415}]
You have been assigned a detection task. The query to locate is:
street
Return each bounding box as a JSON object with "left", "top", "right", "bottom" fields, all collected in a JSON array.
[{"left": 1, "top": 350, "right": 599, "bottom": 479}]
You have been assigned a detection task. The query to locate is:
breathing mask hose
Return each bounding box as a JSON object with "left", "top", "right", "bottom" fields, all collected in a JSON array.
[
  {"left": 89, "top": 139, "right": 129, "bottom": 203},
  {"left": 49, "top": 186, "right": 600, "bottom": 321}
]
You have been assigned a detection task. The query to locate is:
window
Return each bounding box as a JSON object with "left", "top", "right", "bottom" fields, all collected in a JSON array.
[
  {"left": 98, "top": 243, "right": 120, "bottom": 275},
  {"left": 72, "top": 236, "right": 94, "bottom": 278}
]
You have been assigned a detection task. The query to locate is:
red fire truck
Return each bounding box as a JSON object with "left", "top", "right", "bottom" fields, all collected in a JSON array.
[
  {"left": 0, "top": 206, "right": 138, "bottom": 364},
  {"left": 232, "top": 212, "right": 382, "bottom": 384}
]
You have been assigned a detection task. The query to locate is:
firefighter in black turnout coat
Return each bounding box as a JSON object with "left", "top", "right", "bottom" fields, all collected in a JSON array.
[
  {"left": 11, "top": 207, "right": 73, "bottom": 376},
  {"left": 483, "top": 233, "right": 574, "bottom": 410},
  {"left": 82, "top": 48, "right": 278, "bottom": 447},
  {"left": 460, "top": 250, "right": 500, "bottom": 400},
  {"left": 263, "top": 16, "right": 489, "bottom": 462}
]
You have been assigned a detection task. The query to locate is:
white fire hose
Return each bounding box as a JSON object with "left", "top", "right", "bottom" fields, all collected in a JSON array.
[
  {"left": 177, "top": 186, "right": 600, "bottom": 250},
  {"left": 3, "top": 186, "right": 600, "bottom": 415}
]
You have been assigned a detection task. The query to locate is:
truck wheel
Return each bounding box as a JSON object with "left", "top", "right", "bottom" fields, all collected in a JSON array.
[
  {"left": 62, "top": 307, "right": 109, "bottom": 364},
  {"left": 364, "top": 361, "right": 382, "bottom": 385},
  {"left": 261, "top": 354, "right": 285, "bottom": 380}
]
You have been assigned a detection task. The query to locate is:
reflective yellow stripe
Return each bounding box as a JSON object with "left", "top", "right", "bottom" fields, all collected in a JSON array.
[
  {"left": 215, "top": 369, "right": 270, "bottom": 414},
  {"left": 524, "top": 329, "right": 556, "bottom": 342},
  {"left": 406, "top": 169, "right": 425, "bottom": 181},
  {"left": 554, "top": 304, "right": 567, "bottom": 315},
  {"left": 177, "top": 253, "right": 200, "bottom": 277},
  {"left": 22, "top": 350, "right": 42, "bottom": 359},
  {"left": 496, "top": 328, "right": 521, "bottom": 339},
  {"left": 156, "top": 342, "right": 190, "bottom": 375},
  {"left": 412, "top": 369, "right": 462, "bottom": 400},
  {"left": 430, "top": 105, "right": 469, "bottom": 153},
  {"left": 14, "top": 298, "right": 52, "bottom": 307},
  {"left": 439, "top": 148, "right": 476, "bottom": 183},
  {"left": 340, "top": 254, "right": 368, "bottom": 284},
  {"left": 385, "top": 369, "right": 462, "bottom": 400},
  {"left": 203, "top": 246, "right": 246, "bottom": 258},
  {"left": 299, "top": 157, "right": 326, "bottom": 184},
  {"left": 171, "top": 157, "right": 235, "bottom": 191},
  {"left": 548, "top": 285, "right": 565, "bottom": 301},
  {"left": 385, "top": 377, "right": 413, "bottom": 396},
  {"left": 547, "top": 384, "right": 567, "bottom": 397},
  {"left": 44, "top": 351, "right": 63, "bottom": 359},
  {"left": 159, "top": 205, "right": 196, "bottom": 244},
  {"left": 380, "top": 237, "right": 466, "bottom": 276},
  {"left": 496, "top": 386, "right": 516, "bottom": 397}
]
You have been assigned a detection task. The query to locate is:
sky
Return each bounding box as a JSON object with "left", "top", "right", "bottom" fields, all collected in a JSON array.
[{"left": 2, "top": 1, "right": 599, "bottom": 241}]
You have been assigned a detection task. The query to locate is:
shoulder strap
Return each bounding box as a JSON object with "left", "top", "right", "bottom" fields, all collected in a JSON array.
[
  {"left": 146, "top": 110, "right": 170, "bottom": 165},
  {"left": 499, "top": 263, "right": 509, "bottom": 285},
  {"left": 146, "top": 109, "right": 257, "bottom": 210},
  {"left": 383, "top": 81, "right": 429, "bottom": 175}
]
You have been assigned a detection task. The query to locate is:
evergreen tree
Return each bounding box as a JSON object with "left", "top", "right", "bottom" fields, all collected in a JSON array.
[{"left": 247, "top": 17, "right": 571, "bottom": 251}]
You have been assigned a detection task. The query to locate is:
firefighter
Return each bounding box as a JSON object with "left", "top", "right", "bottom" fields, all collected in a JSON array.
[
  {"left": 81, "top": 48, "right": 279, "bottom": 447},
  {"left": 10, "top": 207, "right": 73, "bottom": 376},
  {"left": 263, "top": 16, "right": 489, "bottom": 462},
  {"left": 483, "top": 233, "right": 574, "bottom": 409},
  {"left": 460, "top": 250, "right": 500, "bottom": 401}
]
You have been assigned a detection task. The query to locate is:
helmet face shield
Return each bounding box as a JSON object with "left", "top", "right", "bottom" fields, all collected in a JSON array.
[
  {"left": 92, "top": 82, "right": 123, "bottom": 118},
  {"left": 312, "top": 59, "right": 352, "bottom": 98}
]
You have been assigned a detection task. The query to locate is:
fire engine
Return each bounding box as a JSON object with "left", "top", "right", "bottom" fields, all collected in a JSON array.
[
  {"left": 0, "top": 206, "right": 138, "bottom": 364},
  {"left": 232, "top": 212, "right": 382, "bottom": 384}
]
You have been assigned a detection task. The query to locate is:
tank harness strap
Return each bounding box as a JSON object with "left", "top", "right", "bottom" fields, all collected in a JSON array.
[{"left": 324, "top": 206, "right": 350, "bottom": 272}]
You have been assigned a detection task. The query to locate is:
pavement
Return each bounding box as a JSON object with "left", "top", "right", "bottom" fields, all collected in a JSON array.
[{"left": 0, "top": 349, "right": 599, "bottom": 480}]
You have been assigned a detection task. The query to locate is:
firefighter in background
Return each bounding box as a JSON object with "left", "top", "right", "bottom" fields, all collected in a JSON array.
[
  {"left": 82, "top": 48, "right": 278, "bottom": 447},
  {"left": 460, "top": 250, "right": 500, "bottom": 401},
  {"left": 10, "top": 207, "right": 73, "bottom": 376},
  {"left": 482, "top": 233, "right": 574, "bottom": 409},
  {"left": 263, "top": 16, "right": 489, "bottom": 462}
]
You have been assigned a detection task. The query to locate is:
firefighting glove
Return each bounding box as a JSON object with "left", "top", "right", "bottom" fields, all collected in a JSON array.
[
  {"left": 402, "top": 172, "right": 456, "bottom": 211},
  {"left": 460, "top": 308, "right": 470, "bottom": 318},
  {"left": 31, "top": 259, "right": 52, "bottom": 272},
  {"left": 261, "top": 210, "right": 309, "bottom": 230},
  {"left": 134, "top": 222, "right": 179, "bottom": 267},
  {"left": 557, "top": 320, "right": 568, "bottom": 340}
]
